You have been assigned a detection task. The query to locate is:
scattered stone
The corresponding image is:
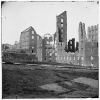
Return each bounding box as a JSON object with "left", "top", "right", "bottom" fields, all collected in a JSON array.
[
  {"left": 39, "top": 83, "right": 68, "bottom": 93},
  {"left": 63, "top": 81, "right": 73, "bottom": 86},
  {"left": 73, "top": 77, "right": 98, "bottom": 88}
]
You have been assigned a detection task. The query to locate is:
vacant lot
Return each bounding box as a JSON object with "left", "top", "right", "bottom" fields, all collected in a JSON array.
[{"left": 2, "top": 64, "right": 98, "bottom": 98}]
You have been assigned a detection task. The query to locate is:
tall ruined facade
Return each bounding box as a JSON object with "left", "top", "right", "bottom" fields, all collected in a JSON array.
[
  {"left": 19, "top": 26, "right": 42, "bottom": 61},
  {"left": 79, "top": 23, "right": 99, "bottom": 67},
  {"left": 78, "top": 22, "right": 87, "bottom": 65},
  {"left": 55, "top": 11, "right": 67, "bottom": 62}
]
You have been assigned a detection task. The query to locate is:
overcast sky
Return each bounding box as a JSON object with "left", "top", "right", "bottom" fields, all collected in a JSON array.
[{"left": 2, "top": 1, "right": 99, "bottom": 45}]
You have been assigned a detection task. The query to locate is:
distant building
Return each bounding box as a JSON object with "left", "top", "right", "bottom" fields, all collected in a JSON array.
[
  {"left": 15, "top": 11, "right": 98, "bottom": 68},
  {"left": 56, "top": 11, "right": 67, "bottom": 54},
  {"left": 2, "top": 44, "right": 14, "bottom": 51},
  {"left": 84, "top": 41, "right": 98, "bottom": 67},
  {"left": 78, "top": 22, "right": 99, "bottom": 67},
  {"left": 68, "top": 38, "right": 75, "bottom": 52},
  {"left": 13, "top": 41, "right": 20, "bottom": 50},
  {"left": 55, "top": 11, "right": 79, "bottom": 64},
  {"left": 78, "top": 22, "right": 87, "bottom": 65},
  {"left": 55, "top": 18, "right": 98, "bottom": 67},
  {"left": 19, "top": 26, "right": 42, "bottom": 61},
  {"left": 42, "top": 33, "right": 54, "bottom": 62},
  {"left": 37, "top": 35, "right": 42, "bottom": 61},
  {"left": 87, "top": 24, "right": 98, "bottom": 42},
  {"left": 55, "top": 11, "right": 67, "bottom": 61}
]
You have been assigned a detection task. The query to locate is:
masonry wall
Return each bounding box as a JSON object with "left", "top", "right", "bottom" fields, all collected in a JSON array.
[
  {"left": 19, "top": 26, "right": 42, "bottom": 61},
  {"left": 37, "top": 35, "right": 42, "bottom": 61},
  {"left": 56, "top": 52, "right": 80, "bottom": 65},
  {"left": 78, "top": 22, "right": 87, "bottom": 65},
  {"left": 56, "top": 11, "right": 67, "bottom": 55},
  {"left": 84, "top": 42, "right": 98, "bottom": 67},
  {"left": 30, "top": 29, "right": 37, "bottom": 54},
  {"left": 42, "top": 39, "right": 46, "bottom": 62},
  {"left": 20, "top": 30, "right": 31, "bottom": 53},
  {"left": 42, "top": 34, "right": 54, "bottom": 62},
  {"left": 68, "top": 38, "right": 75, "bottom": 52},
  {"left": 55, "top": 21, "right": 99, "bottom": 68},
  {"left": 51, "top": 53, "right": 56, "bottom": 62},
  {"left": 87, "top": 24, "right": 98, "bottom": 42}
]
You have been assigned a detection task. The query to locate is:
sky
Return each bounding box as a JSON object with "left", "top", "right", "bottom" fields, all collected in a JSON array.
[{"left": 2, "top": 1, "right": 99, "bottom": 45}]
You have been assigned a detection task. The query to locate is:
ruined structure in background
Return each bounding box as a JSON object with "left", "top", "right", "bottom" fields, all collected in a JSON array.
[
  {"left": 53, "top": 11, "right": 98, "bottom": 67},
  {"left": 87, "top": 25, "right": 98, "bottom": 42},
  {"left": 19, "top": 26, "right": 42, "bottom": 61},
  {"left": 83, "top": 24, "right": 98, "bottom": 67},
  {"left": 4, "top": 11, "right": 98, "bottom": 68},
  {"left": 42, "top": 33, "right": 55, "bottom": 62}
]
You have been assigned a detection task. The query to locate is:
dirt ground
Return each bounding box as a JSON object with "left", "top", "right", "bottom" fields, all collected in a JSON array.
[{"left": 2, "top": 64, "right": 98, "bottom": 98}]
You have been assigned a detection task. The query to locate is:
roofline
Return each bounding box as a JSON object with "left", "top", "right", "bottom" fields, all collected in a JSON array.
[
  {"left": 21, "top": 26, "right": 34, "bottom": 33},
  {"left": 57, "top": 11, "right": 67, "bottom": 17}
]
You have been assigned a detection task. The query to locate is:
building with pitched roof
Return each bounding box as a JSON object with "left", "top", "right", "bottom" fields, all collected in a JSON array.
[{"left": 19, "top": 26, "right": 42, "bottom": 61}]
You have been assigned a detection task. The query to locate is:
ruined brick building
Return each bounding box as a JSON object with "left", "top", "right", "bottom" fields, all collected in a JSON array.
[
  {"left": 79, "top": 23, "right": 98, "bottom": 67},
  {"left": 42, "top": 34, "right": 55, "bottom": 62},
  {"left": 19, "top": 26, "right": 42, "bottom": 61},
  {"left": 53, "top": 11, "right": 98, "bottom": 67},
  {"left": 18, "top": 11, "right": 98, "bottom": 67}
]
